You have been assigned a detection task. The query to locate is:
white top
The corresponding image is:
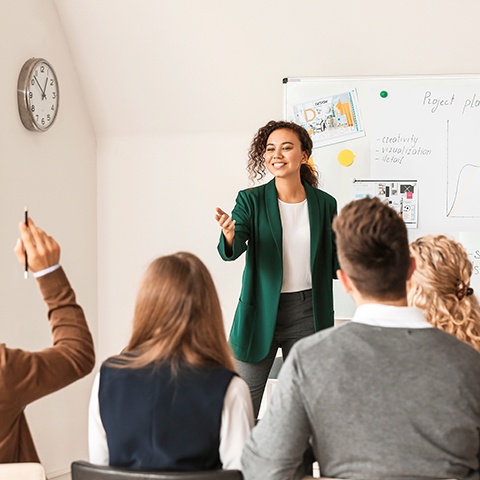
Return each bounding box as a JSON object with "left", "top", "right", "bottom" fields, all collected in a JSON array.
[
  {"left": 88, "top": 372, "right": 254, "bottom": 470},
  {"left": 351, "top": 304, "right": 435, "bottom": 329},
  {"left": 278, "top": 199, "right": 311, "bottom": 293}
]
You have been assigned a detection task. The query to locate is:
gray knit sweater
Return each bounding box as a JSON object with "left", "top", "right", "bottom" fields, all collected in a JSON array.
[{"left": 242, "top": 322, "right": 480, "bottom": 480}]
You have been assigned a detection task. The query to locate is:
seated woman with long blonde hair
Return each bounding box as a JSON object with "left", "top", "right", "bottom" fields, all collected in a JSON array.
[
  {"left": 408, "top": 235, "right": 480, "bottom": 351},
  {"left": 88, "top": 252, "right": 254, "bottom": 471}
]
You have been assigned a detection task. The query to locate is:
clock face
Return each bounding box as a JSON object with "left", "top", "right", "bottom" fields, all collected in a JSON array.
[{"left": 18, "top": 58, "right": 59, "bottom": 132}]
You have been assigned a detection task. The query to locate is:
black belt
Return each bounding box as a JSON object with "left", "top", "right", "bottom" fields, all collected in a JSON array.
[{"left": 279, "top": 289, "right": 312, "bottom": 302}]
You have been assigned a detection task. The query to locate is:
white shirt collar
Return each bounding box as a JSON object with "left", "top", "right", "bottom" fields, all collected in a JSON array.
[{"left": 351, "top": 303, "right": 434, "bottom": 329}]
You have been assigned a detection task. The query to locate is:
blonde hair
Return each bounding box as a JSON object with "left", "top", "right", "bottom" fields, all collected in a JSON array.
[
  {"left": 109, "top": 252, "right": 235, "bottom": 371},
  {"left": 408, "top": 235, "right": 480, "bottom": 351}
]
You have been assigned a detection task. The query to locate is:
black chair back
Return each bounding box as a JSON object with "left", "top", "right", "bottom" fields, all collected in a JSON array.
[{"left": 71, "top": 461, "right": 243, "bottom": 480}]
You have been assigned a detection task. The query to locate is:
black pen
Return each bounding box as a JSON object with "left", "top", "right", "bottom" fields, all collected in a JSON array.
[{"left": 24, "top": 207, "right": 28, "bottom": 279}]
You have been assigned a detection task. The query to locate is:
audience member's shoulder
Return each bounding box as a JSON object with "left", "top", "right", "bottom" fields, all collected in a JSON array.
[
  {"left": 293, "top": 322, "right": 352, "bottom": 356},
  {"left": 432, "top": 327, "right": 480, "bottom": 363},
  {"left": 101, "top": 353, "right": 135, "bottom": 370}
]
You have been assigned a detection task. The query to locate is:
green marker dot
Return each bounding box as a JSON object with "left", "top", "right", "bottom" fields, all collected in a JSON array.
[{"left": 380, "top": 91, "right": 388, "bottom": 98}]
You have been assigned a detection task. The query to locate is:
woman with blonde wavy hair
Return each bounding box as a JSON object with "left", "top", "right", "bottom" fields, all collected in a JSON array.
[
  {"left": 408, "top": 235, "right": 480, "bottom": 351},
  {"left": 88, "top": 252, "right": 254, "bottom": 471}
]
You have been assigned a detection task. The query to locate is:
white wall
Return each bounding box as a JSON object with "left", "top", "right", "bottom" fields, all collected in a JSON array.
[
  {"left": 0, "top": 1, "right": 97, "bottom": 477},
  {"left": 96, "top": 133, "right": 250, "bottom": 358}
]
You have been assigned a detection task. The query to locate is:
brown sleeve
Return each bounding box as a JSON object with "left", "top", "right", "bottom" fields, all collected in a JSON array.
[{"left": 0, "top": 267, "right": 95, "bottom": 408}]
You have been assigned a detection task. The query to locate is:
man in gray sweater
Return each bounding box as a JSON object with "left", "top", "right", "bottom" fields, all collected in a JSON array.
[{"left": 242, "top": 196, "right": 480, "bottom": 480}]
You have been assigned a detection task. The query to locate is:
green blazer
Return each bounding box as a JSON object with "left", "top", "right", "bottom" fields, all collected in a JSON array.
[{"left": 218, "top": 179, "right": 338, "bottom": 363}]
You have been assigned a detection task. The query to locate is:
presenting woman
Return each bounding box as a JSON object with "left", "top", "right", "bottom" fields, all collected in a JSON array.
[
  {"left": 215, "top": 120, "right": 338, "bottom": 416},
  {"left": 88, "top": 252, "right": 254, "bottom": 470}
]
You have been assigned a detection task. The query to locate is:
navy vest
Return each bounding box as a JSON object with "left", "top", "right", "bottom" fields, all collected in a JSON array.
[{"left": 98, "top": 360, "right": 236, "bottom": 471}]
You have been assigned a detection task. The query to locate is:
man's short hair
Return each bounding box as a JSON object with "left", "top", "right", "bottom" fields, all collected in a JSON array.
[{"left": 332, "top": 196, "right": 410, "bottom": 300}]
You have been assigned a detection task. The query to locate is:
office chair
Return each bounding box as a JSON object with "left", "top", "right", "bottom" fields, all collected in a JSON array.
[
  {"left": 0, "top": 463, "right": 46, "bottom": 480},
  {"left": 71, "top": 461, "right": 243, "bottom": 480}
]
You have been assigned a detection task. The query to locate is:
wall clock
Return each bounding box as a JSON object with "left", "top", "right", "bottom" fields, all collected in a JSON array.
[{"left": 17, "top": 58, "right": 59, "bottom": 132}]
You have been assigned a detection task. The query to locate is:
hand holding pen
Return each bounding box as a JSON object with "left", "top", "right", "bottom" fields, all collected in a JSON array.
[{"left": 14, "top": 217, "right": 60, "bottom": 274}]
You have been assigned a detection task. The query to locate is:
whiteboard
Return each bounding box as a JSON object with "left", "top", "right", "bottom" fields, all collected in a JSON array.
[{"left": 284, "top": 76, "right": 480, "bottom": 318}]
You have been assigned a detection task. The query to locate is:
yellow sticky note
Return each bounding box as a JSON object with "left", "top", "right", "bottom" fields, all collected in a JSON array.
[{"left": 338, "top": 149, "right": 355, "bottom": 167}]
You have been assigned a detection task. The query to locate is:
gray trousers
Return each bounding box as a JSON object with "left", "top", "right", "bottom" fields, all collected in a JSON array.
[{"left": 235, "top": 289, "right": 315, "bottom": 418}]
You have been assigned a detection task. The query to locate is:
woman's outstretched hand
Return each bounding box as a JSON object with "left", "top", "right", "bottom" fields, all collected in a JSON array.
[{"left": 215, "top": 207, "right": 235, "bottom": 248}]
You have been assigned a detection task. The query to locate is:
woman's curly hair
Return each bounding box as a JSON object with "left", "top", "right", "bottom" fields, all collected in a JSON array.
[
  {"left": 408, "top": 235, "right": 480, "bottom": 351},
  {"left": 247, "top": 120, "right": 318, "bottom": 188}
]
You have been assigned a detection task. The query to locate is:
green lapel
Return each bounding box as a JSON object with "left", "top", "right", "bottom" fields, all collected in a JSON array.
[
  {"left": 265, "top": 180, "right": 282, "bottom": 256},
  {"left": 305, "top": 182, "right": 323, "bottom": 270}
]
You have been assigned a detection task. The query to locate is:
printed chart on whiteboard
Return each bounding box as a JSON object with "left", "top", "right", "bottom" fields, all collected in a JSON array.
[
  {"left": 352, "top": 180, "right": 418, "bottom": 229},
  {"left": 292, "top": 90, "right": 365, "bottom": 148}
]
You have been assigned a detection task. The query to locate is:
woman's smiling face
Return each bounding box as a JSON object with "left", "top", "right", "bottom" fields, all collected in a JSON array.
[{"left": 264, "top": 128, "right": 308, "bottom": 181}]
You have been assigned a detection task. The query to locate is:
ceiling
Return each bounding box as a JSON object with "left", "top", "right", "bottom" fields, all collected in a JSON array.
[
  {"left": 53, "top": 0, "right": 305, "bottom": 137},
  {"left": 53, "top": 0, "right": 480, "bottom": 137}
]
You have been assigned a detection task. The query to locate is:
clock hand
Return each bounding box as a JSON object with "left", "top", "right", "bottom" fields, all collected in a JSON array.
[
  {"left": 33, "top": 76, "right": 46, "bottom": 100},
  {"left": 43, "top": 77, "right": 49, "bottom": 100}
]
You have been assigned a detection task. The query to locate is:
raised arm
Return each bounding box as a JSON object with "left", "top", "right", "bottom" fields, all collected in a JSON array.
[{"left": 1, "top": 218, "right": 95, "bottom": 408}]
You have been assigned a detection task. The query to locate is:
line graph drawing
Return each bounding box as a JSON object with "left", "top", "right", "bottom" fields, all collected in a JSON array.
[
  {"left": 446, "top": 119, "right": 480, "bottom": 218},
  {"left": 447, "top": 162, "right": 480, "bottom": 216}
]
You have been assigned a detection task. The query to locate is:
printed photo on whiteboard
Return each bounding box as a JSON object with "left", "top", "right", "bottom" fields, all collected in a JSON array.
[
  {"left": 352, "top": 180, "right": 418, "bottom": 229},
  {"left": 293, "top": 89, "right": 365, "bottom": 148}
]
